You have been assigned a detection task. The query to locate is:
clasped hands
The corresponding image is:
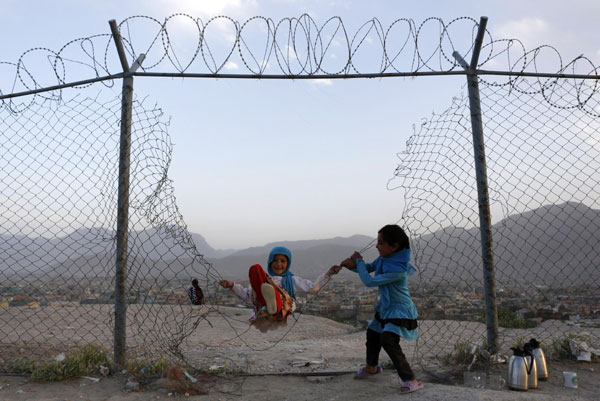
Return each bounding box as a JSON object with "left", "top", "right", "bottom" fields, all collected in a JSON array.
[{"left": 333, "top": 251, "right": 363, "bottom": 271}]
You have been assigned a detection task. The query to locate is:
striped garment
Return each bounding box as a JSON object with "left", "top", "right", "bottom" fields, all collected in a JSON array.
[{"left": 187, "top": 286, "right": 204, "bottom": 305}]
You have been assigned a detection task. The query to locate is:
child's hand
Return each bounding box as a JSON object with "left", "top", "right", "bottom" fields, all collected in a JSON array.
[
  {"left": 351, "top": 251, "right": 363, "bottom": 261},
  {"left": 219, "top": 280, "right": 234, "bottom": 289},
  {"left": 340, "top": 258, "right": 356, "bottom": 269},
  {"left": 327, "top": 265, "right": 342, "bottom": 276}
]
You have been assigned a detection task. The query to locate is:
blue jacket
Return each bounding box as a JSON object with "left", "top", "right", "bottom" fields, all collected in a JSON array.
[{"left": 354, "top": 249, "right": 419, "bottom": 340}]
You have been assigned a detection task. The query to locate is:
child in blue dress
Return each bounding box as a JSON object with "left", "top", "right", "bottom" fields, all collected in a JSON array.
[{"left": 340, "top": 224, "right": 423, "bottom": 394}]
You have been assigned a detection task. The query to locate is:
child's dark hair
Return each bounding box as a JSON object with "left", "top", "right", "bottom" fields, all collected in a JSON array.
[
  {"left": 378, "top": 224, "right": 410, "bottom": 251},
  {"left": 192, "top": 279, "right": 199, "bottom": 287}
]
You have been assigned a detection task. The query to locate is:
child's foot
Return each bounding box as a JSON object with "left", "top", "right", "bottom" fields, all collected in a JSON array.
[
  {"left": 260, "top": 283, "right": 278, "bottom": 314},
  {"left": 354, "top": 365, "right": 383, "bottom": 379},
  {"left": 400, "top": 379, "right": 424, "bottom": 394}
]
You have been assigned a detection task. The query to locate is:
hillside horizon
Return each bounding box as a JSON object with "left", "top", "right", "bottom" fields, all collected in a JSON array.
[{"left": 1, "top": 201, "right": 599, "bottom": 285}]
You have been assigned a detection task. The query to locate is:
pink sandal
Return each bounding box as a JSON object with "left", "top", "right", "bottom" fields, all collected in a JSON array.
[
  {"left": 400, "top": 379, "right": 424, "bottom": 394},
  {"left": 354, "top": 365, "right": 383, "bottom": 380}
]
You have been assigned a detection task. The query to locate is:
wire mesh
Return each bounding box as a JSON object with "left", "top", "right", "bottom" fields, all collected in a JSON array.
[
  {"left": 0, "top": 93, "right": 350, "bottom": 371},
  {"left": 390, "top": 78, "right": 600, "bottom": 368},
  {"left": 1, "top": 14, "right": 599, "bottom": 375},
  {"left": 0, "top": 95, "right": 217, "bottom": 365}
]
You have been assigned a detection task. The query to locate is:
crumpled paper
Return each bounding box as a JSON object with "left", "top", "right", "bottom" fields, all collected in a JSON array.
[{"left": 570, "top": 339, "right": 600, "bottom": 362}]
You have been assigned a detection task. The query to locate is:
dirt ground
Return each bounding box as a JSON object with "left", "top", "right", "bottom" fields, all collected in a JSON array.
[
  {"left": 0, "top": 363, "right": 597, "bottom": 401},
  {"left": 1, "top": 305, "right": 598, "bottom": 400}
]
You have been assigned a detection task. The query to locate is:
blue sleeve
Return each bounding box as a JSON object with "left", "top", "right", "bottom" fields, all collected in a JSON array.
[
  {"left": 356, "top": 259, "right": 404, "bottom": 287},
  {"left": 348, "top": 259, "right": 376, "bottom": 274}
]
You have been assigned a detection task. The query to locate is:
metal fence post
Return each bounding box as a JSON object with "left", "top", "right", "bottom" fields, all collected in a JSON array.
[
  {"left": 109, "top": 19, "right": 145, "bottom": 369},
  {"left": 453, "top": 16, "right": 499, "bottom": 354}
]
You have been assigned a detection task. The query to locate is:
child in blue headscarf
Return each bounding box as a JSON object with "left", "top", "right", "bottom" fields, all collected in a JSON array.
[
  {"left": 220, "top": 246, "right": 341, "bottom": 332},
  {"left": 339, "top": 224, "right": 423, "bottom": 394}
]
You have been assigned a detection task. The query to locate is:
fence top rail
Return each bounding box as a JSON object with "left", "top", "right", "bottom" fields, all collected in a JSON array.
[
  {"left": 1, "top": 69, "right": 600, "bottom": 101},
  {"left": 134, "top": 70, "right": 600, "bottom": 80}
]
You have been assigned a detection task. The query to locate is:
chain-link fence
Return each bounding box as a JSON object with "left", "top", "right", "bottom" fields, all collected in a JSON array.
[
  {"left": 0, "top": 95, "right": 220, "bottom": 365},
  {"left": 392, "top": 79, "right": 600, "bottom": 369},
  {"left": 1, "top": 15, "right": 598, "bottom": 373}
]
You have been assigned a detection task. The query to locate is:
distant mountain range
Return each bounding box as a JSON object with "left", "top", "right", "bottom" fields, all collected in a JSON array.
[
  {"left": 412, "top": 202, "right": 600, "bottom": 287},
  {"left": 2, "top": 202, "right": 599, "bottom": 286},
  {"left": 0, "top": 225, "right": 377, "bottom": 281}
]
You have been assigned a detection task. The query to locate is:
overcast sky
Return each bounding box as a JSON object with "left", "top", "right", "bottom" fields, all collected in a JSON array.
[{"left": 2, "top": 0, "right": 599, "bottom": 249}]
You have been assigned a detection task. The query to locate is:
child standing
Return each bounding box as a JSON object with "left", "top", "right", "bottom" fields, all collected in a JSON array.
[
  {"left": 340, "top": 224, "right": 423, "bottom": 394},
  {"left": 219, "top": 246, "right": 341, "bottom": 332}
]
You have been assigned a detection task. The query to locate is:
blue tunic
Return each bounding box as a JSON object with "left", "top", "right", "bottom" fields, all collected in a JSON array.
[{"left": 354, "top": 249, "right": 419, "bottom": 340}]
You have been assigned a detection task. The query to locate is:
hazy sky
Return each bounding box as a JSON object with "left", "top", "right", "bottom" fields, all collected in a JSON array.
[{"left": 2, "top": 0, "right": 599, "bottom": 249}]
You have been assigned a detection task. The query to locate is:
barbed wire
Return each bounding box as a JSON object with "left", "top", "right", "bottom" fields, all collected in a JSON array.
[{"left": 2, "top": 15, "right": 599, "bottom": 113}]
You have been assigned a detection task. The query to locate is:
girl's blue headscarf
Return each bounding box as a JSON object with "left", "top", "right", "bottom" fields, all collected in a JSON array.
[{"left": 267, "top": 246, "right": 296, "bottom": 300}]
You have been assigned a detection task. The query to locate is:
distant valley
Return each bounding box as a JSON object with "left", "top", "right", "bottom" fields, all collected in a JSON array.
[{"left": 1, "top": 202, "right": 599, "bottom": 286}]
